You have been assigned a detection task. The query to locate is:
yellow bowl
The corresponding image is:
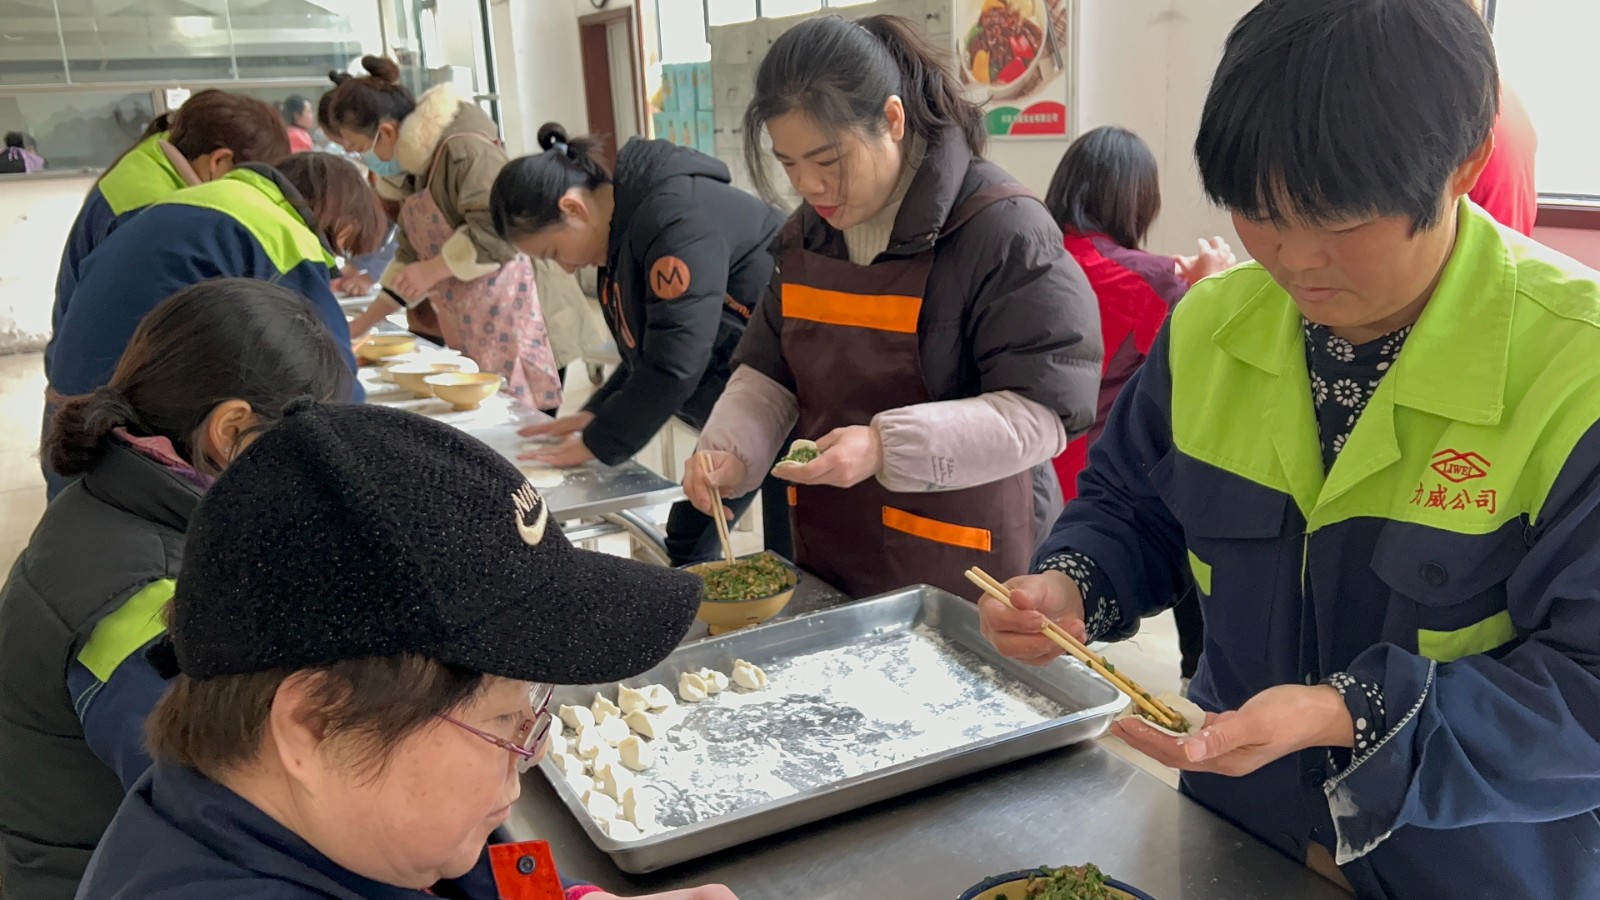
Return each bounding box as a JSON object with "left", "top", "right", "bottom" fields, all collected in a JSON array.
[
  {"left": 960, "top": 870, "right": 1151, "bottom": 900},
  {"left": 425, "top": 372, "right": 503, "bottom": 411},
  {"left": 685, "top": 552, "right": 798, "bottom": 635},
  {"left": 389, "top": 361, "right": 464, "bottom": 398},
  {"left": 358, "top": 335, "right": 417, "bottom": 363}
]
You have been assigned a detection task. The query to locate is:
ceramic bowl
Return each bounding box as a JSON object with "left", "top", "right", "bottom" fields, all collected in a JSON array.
[
  {"left": 425, "top": 372, "right": 503, "bottom": 411},
  {"left": 388, "top": 361, "right": 464, "bottom": 398},
  {"left": 684, "top": 552, "right": 799, "bottom": 635},
  {"left": 959, "top": 869, "right": 1155, "bottom": 900},
  {"left": 357, "top": 334, "right": 417, "bottom": 363}
]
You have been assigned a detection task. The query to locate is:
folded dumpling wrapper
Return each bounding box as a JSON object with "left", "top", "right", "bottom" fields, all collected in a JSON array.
[
  {"left": 1117, "top": 692, "right": 1208, "bottom": 738},
  {"left": 771, "top": 439, "right": 820, "bottom": 472}
]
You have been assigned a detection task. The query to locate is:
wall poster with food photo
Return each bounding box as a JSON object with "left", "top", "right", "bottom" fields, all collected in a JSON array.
[{"left": 955, "top": 0, "right": 1076, "bottom": 139}]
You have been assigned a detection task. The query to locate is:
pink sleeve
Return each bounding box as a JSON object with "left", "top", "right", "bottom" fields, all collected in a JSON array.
[
  {"left": 567, "top": 886, "right": 607, "bottom": 900},
  {"left": 871, "top": 391, "right": 1067, "bottom": 493}
]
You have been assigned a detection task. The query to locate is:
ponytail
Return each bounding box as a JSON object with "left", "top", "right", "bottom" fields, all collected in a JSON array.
[
  {"left": 489, "top": 122, "right": 613, "bottom": 239},
  {"left": 47, "top": 386, "right": 147, "bottom": 477},
  {"left": 46, "top": 279, "right": 354, "bottom": 480},
  {"left": 743, "top": 14, "right": 985, "bottom": 202}
]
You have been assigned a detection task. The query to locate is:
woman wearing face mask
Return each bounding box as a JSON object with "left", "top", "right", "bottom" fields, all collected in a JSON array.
[
  {"left": 46, "top": 153, "right": 384, "bottom": 498},
  {"left": 683, "top": 15, "right": 1100, "bottom": 601},
  {"left": 0, "top": 280, "right": 354, "bottom": 900},
  {"left": 78, "top": 402, "right": 734, "bottom": 900},
  {"left": 327, "top": 57, "right": 564, "bottom": 414},
  {"left": 488, "top": 124, "right": 792, "bottom": 566}
]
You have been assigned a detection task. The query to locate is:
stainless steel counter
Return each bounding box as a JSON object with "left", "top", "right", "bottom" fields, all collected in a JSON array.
[
  {"left": 346, "top": 302, "right": 684, "bottom": 552},
  {"left": 508, "top": 576, "right": 1348, "bottom": 899}
]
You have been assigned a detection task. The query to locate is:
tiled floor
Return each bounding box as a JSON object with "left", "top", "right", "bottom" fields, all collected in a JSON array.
[{"left": 0, "top": 352, "right": 1184, "bottom": 786}]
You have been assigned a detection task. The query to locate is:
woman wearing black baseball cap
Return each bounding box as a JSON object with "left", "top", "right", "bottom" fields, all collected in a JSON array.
[{"left": 77, "top": 402, "right": 734, "bottom": 900}]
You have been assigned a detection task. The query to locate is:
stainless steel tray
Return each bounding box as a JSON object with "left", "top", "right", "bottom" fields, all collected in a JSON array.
[{"left": 539, "top": 585, "right": 1128, "bottom": 873}]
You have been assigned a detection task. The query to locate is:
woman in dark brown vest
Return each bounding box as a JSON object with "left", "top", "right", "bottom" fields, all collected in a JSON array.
[{"left": 684, "top": 14, "right": 1101, "bottom": 601}]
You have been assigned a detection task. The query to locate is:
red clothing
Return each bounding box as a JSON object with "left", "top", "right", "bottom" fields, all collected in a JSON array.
[
  {"left": 286, "top": 126, "right": 314, "bottom": 154},
  {"left": 1469, "top": 88, "right": 1538, "bottom": 236},
  {"left": 1054, "top": 233, "right": 1187, "bottom": 500}
]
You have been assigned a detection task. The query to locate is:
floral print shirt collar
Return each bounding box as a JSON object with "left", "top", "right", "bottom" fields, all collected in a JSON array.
[{"left": 1303, "top": 318, "right": 1414, "bottom": 471}]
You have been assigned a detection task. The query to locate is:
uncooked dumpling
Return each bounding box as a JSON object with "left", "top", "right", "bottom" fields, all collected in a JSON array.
[
  {"left": 697, "top": 668, "right": 730, "bottom": 694},
  {"left": 593, "top": 761, "right": 635, "bottom": 800},
  {"left": 558, "top": 705, "right": 595, "bottom": 732},
  {"left": 582, "top": 788, "right": 619, "bottom": 822},
  {"left": 589, "top": 743, "right": 619, "bottom": 771},
  {"left": 618, "top": 735, "right": 653, "bottom": 772},
  {"left": 573, "top": 726, "right": 606, "bottom": 760},
  {"left": 678, "top": 672, "right": 708, "bottom": 702},
  {"left": 592, "top": 693, "right": 622, "bottom": 723},
  {"left": 597, "top": 715, "right": 631, "bottom": 747},
  {"left": 1118, "top": 691, "right": 1209, "bottom": 737},
  {"left": 603, "top": 818, "right": 644, "bottom": 841},
  {"left": 732, "top": 659, "right": 768, "bottom": 691},
  {"left": 643, "top": 684, "right": 675, "bottom": 709},
  {"left": 617, "top": 685, "right": 651, "bottom": 715},
  {"left": 624, "top": 709, "right": 661, "bottom": 739},
  {"left": 621, "top": 786, "right": 655, "bottom": 830},
  {"left": 566, "top": 772, "right": 594, "bottom": 797}
]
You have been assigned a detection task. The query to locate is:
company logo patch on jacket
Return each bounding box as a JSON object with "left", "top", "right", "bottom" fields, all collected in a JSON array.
[
  {"left": 649, "top": 256, "right": 691, "bottom": 300},
  {"left": 1431, "top": 449, "right": 1492, "bottom": 483}
]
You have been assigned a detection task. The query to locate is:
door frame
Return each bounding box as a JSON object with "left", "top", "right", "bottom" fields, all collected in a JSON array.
[{"left": 577, "top": 7, "right": 644, "bottom": 165}]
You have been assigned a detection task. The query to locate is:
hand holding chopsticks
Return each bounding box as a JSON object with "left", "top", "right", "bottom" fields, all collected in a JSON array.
[
  {"left": 965, "top": 566, "right": 1187, "bottom": 732},
  {"left": 701, "top": 454, "right": 738, "bottom": 565}
]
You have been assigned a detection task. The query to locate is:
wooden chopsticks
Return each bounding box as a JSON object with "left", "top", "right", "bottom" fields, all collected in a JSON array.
[
  {"left": 701, "top": 454, "right": 738, "bottom": 565},
  {"left": 965, "top": 566, "right": 1185, "bottom": 732}
]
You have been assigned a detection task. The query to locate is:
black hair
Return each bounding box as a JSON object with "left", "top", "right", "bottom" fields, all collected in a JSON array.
[
  {"left": 742, "top": 14, "right": 986, "bottom": 203},
  {"left": 47, "top": 279, "right": 354, "bottom": 478},
  {"left": 489, "top": 122, "right": 613, "bottom": 240},
  {"left": 323, "top": 57, "right": 417, "bottom": 136},
  {"left": 282, "top": 95, "right": 311, "bottom": 125},
  {"left": 3, "top": 132, "right": 24, "bottom": 149},
  {"left": 1196, "top": 0, "right": 1499, "bottom": 232},
  {"left": 1045, "top": 126, "right": 1161, "bottom": 249}
]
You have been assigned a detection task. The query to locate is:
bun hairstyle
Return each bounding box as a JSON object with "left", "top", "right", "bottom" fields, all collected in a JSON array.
[
  {"left": 119, "top": 89, "right": 289, "bottom": 180},
  {"left": 489, "top": 122, "right": 613, "bottom": 240},
  {"left": 274, "top": 153, "right": 387, "bottom": 258},
  {"left": 322, "top": 55, "right": 417, "bottom": 137},
  {"left": 742, "top": 14, "right": 986, "bottom": 203},
  {"left": 46, "top": 279, "right": 354, "bottom": 479}
]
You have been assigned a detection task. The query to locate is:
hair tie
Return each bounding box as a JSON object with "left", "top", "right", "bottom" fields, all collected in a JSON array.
[{"left": 552, "top": 140, "right": 571, "bottom": 158}]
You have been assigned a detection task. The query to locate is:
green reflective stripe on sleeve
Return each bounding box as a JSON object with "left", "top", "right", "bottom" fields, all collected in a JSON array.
[
  {"left": 77, "top": 578, "right": 176, "bottom": 682},
  {"left": 1417, "top": 610, "right": 1516, "bottom": 662},
  {"left": 1187, "top": 550, "right": 1213, "bottom": 595},
  {"left": 97, "top": 133, "right": 186, "bottom": 216},
  {"left": 157, "top": 168, "right": 336, "bottom": 274}
]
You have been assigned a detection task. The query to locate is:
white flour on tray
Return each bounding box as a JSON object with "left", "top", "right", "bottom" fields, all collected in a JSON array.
[{"left": 553, "top": 624, "right": 1071, "bottom": 836}]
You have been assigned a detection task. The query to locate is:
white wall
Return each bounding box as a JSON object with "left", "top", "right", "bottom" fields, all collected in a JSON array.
[
  {"left": 0, "top": 174, "right": 94, "bottom": 353},
  {"left": 490, "top": 0, "right": 602, "bottom": 156}
]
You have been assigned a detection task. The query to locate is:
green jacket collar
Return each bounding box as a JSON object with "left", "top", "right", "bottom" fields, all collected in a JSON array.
[{"left": 1214, "top": 199, "right": 1515, "bottom": 426}]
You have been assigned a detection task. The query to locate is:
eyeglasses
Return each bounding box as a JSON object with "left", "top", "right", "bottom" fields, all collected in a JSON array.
[{"left": 442, "top": 684, "right": 555, "bottom": 774}]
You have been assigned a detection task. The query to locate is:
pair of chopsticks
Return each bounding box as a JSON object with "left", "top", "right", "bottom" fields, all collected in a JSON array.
[
  {"left": 965, "top": 566, "right": 1185, "bottom": 732},
  {"left": 700, "top": 455, "right": 737, "bottom": 565}
]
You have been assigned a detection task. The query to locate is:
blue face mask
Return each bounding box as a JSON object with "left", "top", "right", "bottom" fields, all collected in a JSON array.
[{"left": 362, "top": 129, "right": 403, "bottom": 178}]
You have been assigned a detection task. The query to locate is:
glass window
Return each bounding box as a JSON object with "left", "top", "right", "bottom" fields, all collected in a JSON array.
[
  {"left": 706, "top": 0, "right": 756, "bottom": 26},
  {"left": 56, "top": 0, "right": 236, "bottom": 84},
  {"left": 762, "top": 0, "right": 821, "bottom": 16},
  {"left": 0, "top": 89, "right": 153, "bottom": 169},
  {"left": 0, "top": 0, "right": 69, "bottom": 85},
  {"left": 1491, "top": 2, "right": 1599, "bottom": 198}
]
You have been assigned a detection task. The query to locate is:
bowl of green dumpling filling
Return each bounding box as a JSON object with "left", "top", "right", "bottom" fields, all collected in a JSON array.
[
  {"left": 959, "top": 864, "right": 1155, "bottom": 900},
  {"left": 684, "top": 552, "right": 799, "bottom": 634}
]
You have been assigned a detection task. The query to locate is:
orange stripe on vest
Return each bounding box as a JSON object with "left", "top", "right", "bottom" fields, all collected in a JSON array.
[
  {"left": 781, "top": 284, "right": 921, "bottom": 334},
  {"left": 488, "top": 842, "right": 564, "bottom": 900},
  {"left": 881, "top": 506, "right": 993, "bottom": 552}
]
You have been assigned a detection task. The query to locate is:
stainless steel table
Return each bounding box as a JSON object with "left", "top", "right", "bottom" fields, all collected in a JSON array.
[
  {"left": 506, "top": 575, "right": 1348, "bottom": 899},
  {"left": 347, "top": 303, "right": 685, "bottom": 563}
]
